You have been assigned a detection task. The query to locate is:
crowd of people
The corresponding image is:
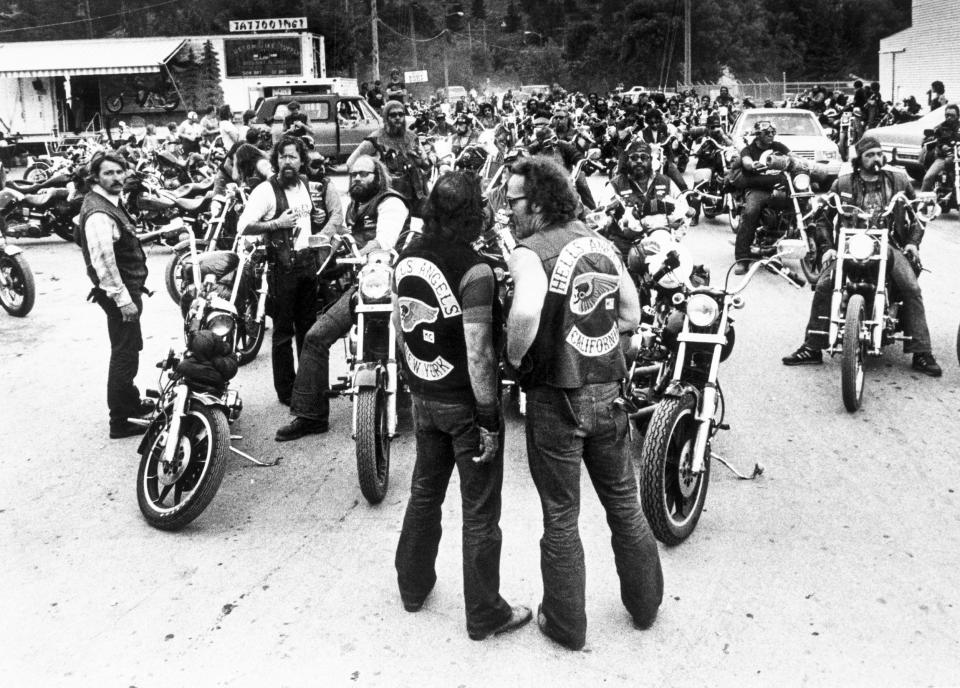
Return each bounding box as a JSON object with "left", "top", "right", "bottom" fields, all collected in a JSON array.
[{"left": 69, "top": 71, "right": 956, "bottom": 647}]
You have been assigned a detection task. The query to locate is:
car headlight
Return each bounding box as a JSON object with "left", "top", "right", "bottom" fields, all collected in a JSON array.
[
  {"left": 686, "top": 293, "right": 720, "bottom": 327},
  {"left": 359, "top": 264, "right": 392, "bottom": 303},
  {"left": 793, "top": 173, "right": 811, "bottom": 192},
  {"left": 207, "top": 312, "right": 236, "bottom": 340},
  {"left": 817, "top": 149, "right": 840, "bottom": 161},
  {"left": 846, "top": 233, "right": 877, "bottom": 261}
]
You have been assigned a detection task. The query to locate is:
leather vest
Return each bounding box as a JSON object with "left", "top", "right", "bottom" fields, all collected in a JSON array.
[
  {"left": 266, "top": 175, "right": 326, "bottom": 268},
  {"left": 395, "top": 239, "right": 492, "bottom": 401},
  {"left": 345, "top": 189, "right": 410, "bottom": 249},
  {"left": 612, "top": 174, "right": 675, "bottom": 217},
  {"left": 519, "top": 221, "right": 627, "bottom": 390},
  {"left": 78, "top": 191, "right": 148, "bottom": 294}
]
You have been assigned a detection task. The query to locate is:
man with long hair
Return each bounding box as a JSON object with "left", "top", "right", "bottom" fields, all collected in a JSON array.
[{"left": 393, "top": 170, "right": 531, "bottom": 640}]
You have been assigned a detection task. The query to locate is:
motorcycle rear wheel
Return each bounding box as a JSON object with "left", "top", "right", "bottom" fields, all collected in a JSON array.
[
  {"left": 727, "top": 193, "right": 741, "bottom": 233},
  {"left": 0, "top": 253, "right": 36, "bottom": 316},
  {"left": 356, "top": 387, "right": 390, "bottom": 504},
  {"left": 22, "top": 163, "right": 50, "bottom": 183},
  {"left": 841, "top": 294, "right": 867, "bottom": 412},
  {"left": 638, "top": 394, "right": 710, "bottom": 546},
  {"left": 137, "top": 405, "right": 230, "bottom": 531}
]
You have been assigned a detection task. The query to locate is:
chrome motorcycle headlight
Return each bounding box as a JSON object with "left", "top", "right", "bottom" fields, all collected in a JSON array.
[
  {"left": 359, "top": 264, "right": 392, "bottom": 303},
  {"left": 793, "top": 173, "right": 811, "bottom": 192},
  {"left": 686, "top": 293, "right": 720, "bottom": 327},
  {"left": 847, "top": 232, "right": 877, "bottom": 262},
  {"left": 208, "top": 312, "right": 235, "bottom": 340}
]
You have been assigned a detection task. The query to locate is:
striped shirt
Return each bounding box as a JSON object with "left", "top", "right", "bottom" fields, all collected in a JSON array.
[{"left": 84, "top": 185, "right": 132, "bottom": 307}]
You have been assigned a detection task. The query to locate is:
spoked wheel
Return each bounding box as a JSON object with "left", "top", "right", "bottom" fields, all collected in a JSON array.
[
  {"left": 22, "top": 163, "right": 50, "bottom": 183},
  {"left": 841, "top": 294, "right": 867, "bottom": 412},
  {"left": 0, "top": 253, "right": 36, "bottom": 316},
  {"left": 164, "top": 245, "right": 195, "bottom": 304},
  {"left": 356, "top": 387, "right": 390, "bottom": 504},
  {"left": 136, "top": 406, "right": 230, "bottom": 531},
  {"left": 727, "top": 193, "right": 741, "bottom": 233},
  {"left": 639, "top": 395, "right": 710, "bottom": 546},
  {"left": 236, "top": 292, "right": 265, "bottom": 366}
]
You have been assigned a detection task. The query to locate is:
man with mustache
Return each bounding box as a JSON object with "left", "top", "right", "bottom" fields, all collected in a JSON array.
[
  {"left": 393, "top": 171, "right": 531, "bottom": 640},
  {"left": 275, "top": 155, "right": 409, "bottom": 441},
  {"left": 504, "top": 156, "right": 663, "bottom": 651},
  {"left": 782, "top": 137, "right": 942, "bottom": 376},
  {"left": 347, "top": 100, "right": 430, "bottom": 215},
  {"left": 77, "top": 152, "right": 153, "bottom": 438},
  {"left": 238, "top": 136, "right": 343, "bottom": 409}
]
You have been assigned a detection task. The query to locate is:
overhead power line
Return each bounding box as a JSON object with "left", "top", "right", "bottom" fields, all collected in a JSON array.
[{"left": 0, "top": 0, "right": 183, "bottom": 35}]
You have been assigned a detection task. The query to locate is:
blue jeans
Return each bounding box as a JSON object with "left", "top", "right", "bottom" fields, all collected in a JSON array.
[
  {"left": 289, "top": 286, "right": 354, "bottom": 422},
  {"left": 395, "top": 396, "right": 513, "bottom": 637},
  {"left": 525, "top": 382, "right": 663, "bottom": 650},
  {"left": 804, "top": 248, "right": 931, "bottom": 353}
]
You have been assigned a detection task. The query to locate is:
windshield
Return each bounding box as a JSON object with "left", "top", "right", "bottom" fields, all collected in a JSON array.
[{"left": 738, "top": 112, "right": 821, "bottom": 137}]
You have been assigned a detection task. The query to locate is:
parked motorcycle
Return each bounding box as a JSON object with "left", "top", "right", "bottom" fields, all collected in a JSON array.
[
  {"left": 324, "top": 234, "right": 407, "bottom": 504},
  {"left": 0, "top": 177, "right": 82, "bottom": 242},
  {"left": 135, "top": 235, "right": 246, "bottom": 531},
  {"left": 0, "top": 230, "right": 35, "bottom": 316},
  {"left": 930, "top": 140, "right": 958, "bottom": 214},
  {"left": 816, "top": 192, "right": 938, "bottom": 412},
  {"left": 621, "top": 254, "right": 803, "bottom": 545}
]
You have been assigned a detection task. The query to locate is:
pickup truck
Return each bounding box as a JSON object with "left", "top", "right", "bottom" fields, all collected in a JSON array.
[{"left": 254, "top": 95, "right": 382, "bottom": 162}]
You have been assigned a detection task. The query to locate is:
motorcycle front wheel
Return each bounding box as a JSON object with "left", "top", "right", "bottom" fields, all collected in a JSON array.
[
  {"left": 236, "top": 292, "right": 265, "bottom": 366},
  {"left": 137, "top": 405, "right": 230, "bottom": 531},
  {"left": 163, "top": 244, "right": 203, "bottom": 304},
  {"left": 841, "top": 294, "right": 867, "bottom": 412},
  {"left": 638, "top": 394, "right": 710, "bottom": 546},
  {"left": 356, "top": 387, "right": 390, "bottom": 504},
  {"left": 105, "top": 95, "right": 124, "bottom": 113},
  {"left": 0, "top": 253, "right": 36, "bottom": 316}
]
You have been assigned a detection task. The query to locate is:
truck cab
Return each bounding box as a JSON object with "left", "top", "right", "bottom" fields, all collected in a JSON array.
[{"left": 254, "top": 94, "right": 382, "bottom": 162}]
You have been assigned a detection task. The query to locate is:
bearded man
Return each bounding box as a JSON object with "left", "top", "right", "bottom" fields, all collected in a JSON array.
[{"left": 275, "top": 155, "right": 410, "bottom": 441}]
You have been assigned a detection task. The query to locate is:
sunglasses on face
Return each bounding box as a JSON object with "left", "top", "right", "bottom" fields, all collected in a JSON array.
[
  {"left": 387, "top": 112, "right": 405, "bottom": 119},
  {"left": 629, "top": 153, "right": 651, "bottom": 162},
  {"left": 506, "top": 195, "right": 526, "bottom": 209}
]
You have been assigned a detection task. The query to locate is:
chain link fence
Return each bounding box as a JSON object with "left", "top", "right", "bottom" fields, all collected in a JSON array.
[{"left": 677, "top": 80, "right": 856, "bottom": 104}]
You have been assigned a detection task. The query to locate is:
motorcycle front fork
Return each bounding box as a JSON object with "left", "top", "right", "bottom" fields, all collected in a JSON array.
[{"left": 161, "top": 384, "right": 190, "bottom": 465}]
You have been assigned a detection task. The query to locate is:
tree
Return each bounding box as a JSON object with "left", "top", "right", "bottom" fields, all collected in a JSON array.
[
  {"left": 471, "top": 0, "right": 486, "bottom": 20},
  {"left": 198, "top": 40, "right": 225, "bottom": 107},
  {"left": 174, "top": 45, "right": 202, "bottom": 112}
]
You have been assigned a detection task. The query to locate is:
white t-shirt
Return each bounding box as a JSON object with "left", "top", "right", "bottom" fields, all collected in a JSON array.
[{"left": 237, "top": 179, "right": 314, "bottom": 250}]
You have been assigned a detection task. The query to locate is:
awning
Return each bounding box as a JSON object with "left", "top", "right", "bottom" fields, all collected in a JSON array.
[{"left": 0, "top": 37, "right": 186, "bottom": 78}]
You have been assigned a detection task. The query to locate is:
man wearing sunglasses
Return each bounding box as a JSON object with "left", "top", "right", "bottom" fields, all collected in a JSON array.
[
  {"left": 733, "top": 120, "right": 792, "bottom": 274},
  {"left": 606, "top": 140, "right": 689, "bottom": 257},
  {"left": 348, "top": 100, "right": 430, "bottom": 215}
]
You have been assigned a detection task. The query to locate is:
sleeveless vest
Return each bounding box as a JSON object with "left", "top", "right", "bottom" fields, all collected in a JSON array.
[
  {"left": 612, "top": 173, "right": 675, "bottom": 217},
  {"left": 265, "top": 175, "right": 327, "bottom": 268},
  {"left": 345, "top": 189, "right": 410, "bottom": 248},
  {"left": 519, "top": 221, "right": 627, "bottom": 390},
  {"left": 395, "top": 239, "right": 494, "bottom": 402},
  {"left": 78, "top": 190, "right": 148, "bottom": 295}
]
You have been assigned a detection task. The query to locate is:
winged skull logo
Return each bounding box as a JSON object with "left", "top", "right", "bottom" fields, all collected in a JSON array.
[
  {"left": 570, "top": 272, "right": 619, "bottom": 315},
  {"left": 398, "top": 297, "right": 439, "bottom": 332}
]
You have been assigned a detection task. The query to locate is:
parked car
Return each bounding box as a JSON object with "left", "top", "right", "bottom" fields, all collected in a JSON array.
[
  {"left": 440, "top": 85, "right": 468, "bottom": 104},
  {"left": 862, "top": 105, "right": 954, "bottom": 180},
  {"left": 254, "top": 95, "right": 382, "bottom": 163},
  {"left": 731, "top": 108, "right": 843, "bottom": 178}
]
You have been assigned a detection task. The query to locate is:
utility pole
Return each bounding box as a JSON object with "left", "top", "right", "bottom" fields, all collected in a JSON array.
[
  {"left": 371, "top": 0, "right": 381, "bottom": 82},
  {"left": 83, "top": 0, "right": 94, "bottom": 38},
  {"left": 409, "top": 4, "right": 418, "bottom": 67},
  {"left": 683, "top": 0, "right": 691, "bottom": 86}
]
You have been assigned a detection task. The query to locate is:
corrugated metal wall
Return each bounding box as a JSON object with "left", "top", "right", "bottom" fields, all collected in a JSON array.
[{"left": 879, "top": 0, "right": 960, "bottom": 104}]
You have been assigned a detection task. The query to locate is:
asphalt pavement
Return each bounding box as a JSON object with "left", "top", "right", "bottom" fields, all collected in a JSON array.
[{"left": 2, "top": 172, "right": 959, "bottom": 687}]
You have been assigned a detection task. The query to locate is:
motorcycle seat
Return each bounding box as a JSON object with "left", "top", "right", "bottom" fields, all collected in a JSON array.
[
  {"left": 174, "top": 195, "right": 209, "bottom": 213},
  {"left": 21, "top": 189, "right": 69, "bottom": 208}
]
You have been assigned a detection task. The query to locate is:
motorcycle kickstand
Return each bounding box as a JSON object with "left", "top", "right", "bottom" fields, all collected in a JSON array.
[
  {"left": 710, "top": 451, "right": 764, "bottom": 480},
  {"left": 229, "top": 437, "right": 282, "bottom": 467}
]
